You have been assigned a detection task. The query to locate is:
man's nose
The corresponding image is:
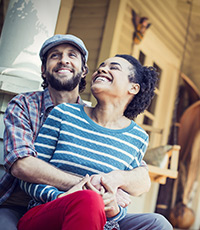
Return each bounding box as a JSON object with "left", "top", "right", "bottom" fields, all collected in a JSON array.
[{"left": 60, "top": 54, "right": 70, "bottom": 64}]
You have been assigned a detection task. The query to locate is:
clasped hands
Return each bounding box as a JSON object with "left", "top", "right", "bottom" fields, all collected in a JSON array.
[{"left": 58, "top": 173, "right": 131, "bottom": 218}]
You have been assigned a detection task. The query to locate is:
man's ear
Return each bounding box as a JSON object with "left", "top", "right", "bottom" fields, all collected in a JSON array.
[
  {"left": 82, "top": 64, "right": 89, "bottom": 77},
  {"left": 41, "top": 65, "right": 46, "bottom": 78},
  {"left": 129, "top": 83, "right": 140, "bottom": 95}
]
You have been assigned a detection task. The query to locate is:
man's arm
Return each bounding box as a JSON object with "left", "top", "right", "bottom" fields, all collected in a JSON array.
[
  {"left": 4, "top": 94, "right": 81, "bottom": 191},
  {"left": 11, "top": 156, "right": 82, "bottom": 191},
  {"left": 101, "top": 166, "right": 151, "bottom": 197}
]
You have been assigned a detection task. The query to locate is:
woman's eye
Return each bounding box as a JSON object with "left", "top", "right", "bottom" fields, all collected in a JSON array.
[{"left": 110, "top": 66, "right": 119, "bottom": 70}]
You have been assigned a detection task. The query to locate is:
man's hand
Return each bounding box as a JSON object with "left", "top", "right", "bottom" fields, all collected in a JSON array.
[{"left": 98, "top": 168, "right": 151, "bottom": 197}]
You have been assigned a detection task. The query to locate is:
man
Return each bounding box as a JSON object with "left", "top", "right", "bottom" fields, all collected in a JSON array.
[{"left": 0, "top": 34, "right": 169, "bottom": 230}]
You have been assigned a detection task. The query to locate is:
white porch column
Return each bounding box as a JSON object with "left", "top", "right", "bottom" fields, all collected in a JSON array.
[{"left": 0, "top": 0, "right": 61, "bottom": 93}]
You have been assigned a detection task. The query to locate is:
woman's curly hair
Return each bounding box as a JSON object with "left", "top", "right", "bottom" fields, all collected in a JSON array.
[
  {"left": 115, "top": 54, "right": 158, "bottom": 119},
  {"left": 41, "top": 54, "right": 88, "bottom": 93}
]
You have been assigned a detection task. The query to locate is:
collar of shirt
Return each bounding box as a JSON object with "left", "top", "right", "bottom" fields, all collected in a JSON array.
[
  {"left": 44, "top": 88, "right": 85, "bottom": 107},
  {"left": 42, "top": 89, "right": 85, "bottom": 123},
  {"left": 40, "top": 88, "right": 54, "bottom": 125},
  {"left": 43, "top": 88, "right": 54, "bottom": 110},
  {"left": 77, "top": 95, "right": 86, "bottom": 105}
]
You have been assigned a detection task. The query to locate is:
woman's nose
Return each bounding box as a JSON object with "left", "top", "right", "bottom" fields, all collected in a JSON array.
[{"left": 97, "top": 67, "right": 107, "bottom": 74}]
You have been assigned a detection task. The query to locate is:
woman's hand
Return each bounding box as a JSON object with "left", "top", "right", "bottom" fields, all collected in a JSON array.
[
  {"left": 91, "top": 173, "right": 131, "bottom": 208},
  {"left": 100, "top": 177, "right": 120, "bottom": 218},
  {"left": 57, "top": 174, "right": 90, "bottom": 198},
  {"left": 87, "top": 174, "right": 120, "bottom": 217},
  {"left": 90, "top": 174, "right": 104, "bottom": 191}
]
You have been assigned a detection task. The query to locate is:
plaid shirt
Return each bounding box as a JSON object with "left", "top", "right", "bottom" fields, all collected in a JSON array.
[{"left": 0, "top": 88, "right": 83, "bottom": 205}]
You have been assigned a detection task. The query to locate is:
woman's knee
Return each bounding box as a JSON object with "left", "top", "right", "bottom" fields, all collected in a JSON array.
[
  {"left": 62, "top": 190, "right": 106, "bottom": 229},
  {"left": 75, "top": 190, "right": 105, "bottom": 212},
  {"left": 60, "top": 190, "right": 105, "bottom": 215}
]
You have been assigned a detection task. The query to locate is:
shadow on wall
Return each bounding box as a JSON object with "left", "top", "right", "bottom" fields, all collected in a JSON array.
[{"left": 0, "top": 0, "right": 48, "bottom": 72}]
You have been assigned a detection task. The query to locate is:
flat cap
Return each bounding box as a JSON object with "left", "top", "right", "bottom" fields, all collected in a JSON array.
[{"left": 39, "top": 34, "right": 88, "bottom": 63}]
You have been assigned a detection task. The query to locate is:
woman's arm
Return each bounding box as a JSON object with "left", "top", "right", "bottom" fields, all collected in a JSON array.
[{"left": 19, "top": 179, "right": 64, "bottom": 203}]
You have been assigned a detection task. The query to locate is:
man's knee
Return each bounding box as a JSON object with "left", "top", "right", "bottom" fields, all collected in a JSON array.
[
  {"left": 152, "top": 213, "right": 173, "bottom": 230},
  {"left": 0, "top": 207, "right": 22, "bottom": 230},
  {"left": 119, "top": 213, "right": 173, "bottom": 230}
]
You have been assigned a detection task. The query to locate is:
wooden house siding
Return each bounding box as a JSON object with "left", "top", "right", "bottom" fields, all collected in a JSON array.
[
  {"left": 128, "top": 0, "right": 199, "bottom": 91},
  {"left": 116, "top": 3, "right": 134, "bottom": 55},
  {"left": 66, "top": 0, "right": 110, "bottom": 102}
]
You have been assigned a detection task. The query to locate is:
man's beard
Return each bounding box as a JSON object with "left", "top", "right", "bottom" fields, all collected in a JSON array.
[{"left": 45, "top": 71, "right": 82, "bottom": 91}]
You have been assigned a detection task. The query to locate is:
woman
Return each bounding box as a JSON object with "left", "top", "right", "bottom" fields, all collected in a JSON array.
[{"left": 18, "top": 55, "right": 172, "bottom": 230}]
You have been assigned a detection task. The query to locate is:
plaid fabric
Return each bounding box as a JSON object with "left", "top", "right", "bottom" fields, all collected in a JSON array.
[{"left": 0, "top": 88, "right": 54, "bottom": 205}]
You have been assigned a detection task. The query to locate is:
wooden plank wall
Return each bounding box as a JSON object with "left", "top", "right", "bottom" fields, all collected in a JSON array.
[
  {"left": 66, "top": 0, "right": 200, "bottom": 100},
  {"left": 128, "top": 0, "right": 199, "bottom": 90},
  {"left": 117, "top": 3, "right": 135, "bottom": 55},
  {"left": 191, "top": 39, "right": 200, "bottom": 89}
]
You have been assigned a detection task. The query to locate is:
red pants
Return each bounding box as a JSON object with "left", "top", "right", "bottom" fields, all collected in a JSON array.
[{"left": 18, "top": 190, "right": 106, "bottom": 230}]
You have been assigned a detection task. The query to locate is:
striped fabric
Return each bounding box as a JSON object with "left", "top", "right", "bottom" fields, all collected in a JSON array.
[
  {"left": 0, "top": 88, "right": 84, "bottom": 205},
  {"left": 20, "top": 103, "right": 148, "bottom": 222}
]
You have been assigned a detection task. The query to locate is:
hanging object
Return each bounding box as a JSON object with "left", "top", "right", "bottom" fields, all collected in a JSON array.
[
  {"left": 169, "top": 203, "right": 195, "bottom": 229},
  {"left": 132, "top": 10, "right": 151, "bottom": 45}
]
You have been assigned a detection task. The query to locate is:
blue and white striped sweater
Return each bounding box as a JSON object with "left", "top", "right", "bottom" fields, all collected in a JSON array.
[{"left": 20, "top": 103, "right": 148, "bottom": 222}]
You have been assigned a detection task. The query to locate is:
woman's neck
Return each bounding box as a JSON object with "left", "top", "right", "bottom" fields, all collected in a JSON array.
[{"left": 85, "top": 103, "right": 131, "bottom": 129}]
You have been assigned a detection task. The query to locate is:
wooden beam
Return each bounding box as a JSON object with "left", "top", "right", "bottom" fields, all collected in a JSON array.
[
  {"left": 148, "top": 165, "right": 178, "bottom": 184},
  {"left": 55, "top": 0, "right": 74, "bottom": 34},
  {"left": 148, "top": 145, "right": 180, "bottom": 184}
]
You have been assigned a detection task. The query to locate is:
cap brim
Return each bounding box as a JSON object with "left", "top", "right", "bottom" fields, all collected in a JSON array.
[{"left": 41, "top": 40, "right": 86, "bottom": 59}]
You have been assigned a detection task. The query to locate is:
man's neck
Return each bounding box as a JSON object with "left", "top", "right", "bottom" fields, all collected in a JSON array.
[{"left": 48, "top": 87, "right": 79, "bottom": 106}]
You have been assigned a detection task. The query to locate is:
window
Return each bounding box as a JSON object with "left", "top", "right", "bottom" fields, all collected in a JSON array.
[
  {"left": 153, "top": 62, "right": 162, "bottom": 89},
  {"left": 139, "top": 51, "right": 146, "bottom": 65}
]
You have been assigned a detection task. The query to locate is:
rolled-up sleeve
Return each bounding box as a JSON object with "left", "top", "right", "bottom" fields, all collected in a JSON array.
[{"left": 3, "top": 95, "right": 39, "bottom": 172}]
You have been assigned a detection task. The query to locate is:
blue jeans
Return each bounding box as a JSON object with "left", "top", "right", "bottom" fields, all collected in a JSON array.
[
  {"left": 0, "top": 206, "right": 26, "bottom": 230},
  {"left": 0, "top": 206, "right": 172, "bottom": 230},
  {"left": 119, "top": 213, "right": 173, "bottom": 230}
]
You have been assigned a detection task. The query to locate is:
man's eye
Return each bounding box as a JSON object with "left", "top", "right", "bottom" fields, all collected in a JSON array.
[
  {"left": 50, "top": 53, "right": 59, "bottom": 58},
  {"left": 69, "top": 52, "right": 77, "bottom": 57}
]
